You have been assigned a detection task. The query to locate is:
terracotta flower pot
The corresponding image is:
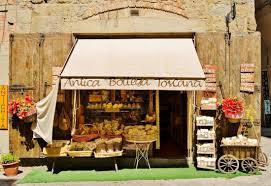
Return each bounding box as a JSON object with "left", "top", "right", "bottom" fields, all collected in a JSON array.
[{"left": 2, "top": 161, "right": 19, "bottom": 176}]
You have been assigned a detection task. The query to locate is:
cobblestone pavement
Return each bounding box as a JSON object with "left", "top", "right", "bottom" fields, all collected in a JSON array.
[{"left": 2, "top": 132, "right": 271, "bottom": 186}]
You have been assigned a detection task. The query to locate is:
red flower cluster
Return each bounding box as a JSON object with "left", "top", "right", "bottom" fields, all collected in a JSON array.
[
  {"left": 221, "top": 97, "right": 244, "bottom": 118},
  {"left": 8, "top": 95, "right": 36, "bottom": 120}
]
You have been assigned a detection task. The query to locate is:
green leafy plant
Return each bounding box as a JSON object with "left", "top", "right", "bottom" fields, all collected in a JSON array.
[{"left": 1, "top": 153, "right": 19, "bottom": 164}]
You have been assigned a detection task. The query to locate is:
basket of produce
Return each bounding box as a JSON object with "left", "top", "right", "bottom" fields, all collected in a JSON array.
[
  {"left": 123, "top": 125, "right": 158, "bottom": 141},
  {"left": 43, "top": 140, "right": 69, "bottom": 157},
  {"left": 94, "top": 138, "right": 123, "bottom": 158},
  {"left": 67, "top": 141, "right": 96, "bottom": 157},
  {"left": 72, "top": 133, "right": 99, "bottom": 142},
  {"left": 94, "top": 150, "right": 123, "bottom": 158},
  {"left": 68, "top": 151, "right": 93, "bottom": 157}
]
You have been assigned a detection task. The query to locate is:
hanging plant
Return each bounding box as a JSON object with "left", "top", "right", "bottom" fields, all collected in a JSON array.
[
  {"left": 8, "top": 95, "right": 37, "bottom": 123},
  {"left": 217, "top": 97, "right": 244, "bottom": 123}
]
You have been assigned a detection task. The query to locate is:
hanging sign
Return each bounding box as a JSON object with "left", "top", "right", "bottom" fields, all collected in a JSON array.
[
  {"left": 240, "top": 64, "right": 255, "bottom": 73},
  {"left": 0, "top": 85, "right": 8, "bottom": 129},
  {"left": 240, "top": 83, "right": 254, "bottom": 92},
  {"left": 203, "top": 64, "right": 217, "bottom": 92},
  {"left": 241, "top": 73, "right": 255, "bottom": 83},
  {"left": 240, "top": 63, "right": 255, "bottom": 93},
  {"left": 61, "top": 78, "right": 206, "bottom": 91}
]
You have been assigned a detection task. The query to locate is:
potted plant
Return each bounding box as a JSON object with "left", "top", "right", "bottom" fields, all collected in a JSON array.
[
  {"left": 219, "top": 97, "right": 244, "bottom": 123},
  {"left": 8, "top": 95, "right": 36, "bottom": 123},
  {"left": 1, "top": 153, "right": 20, "bottom": 176}
]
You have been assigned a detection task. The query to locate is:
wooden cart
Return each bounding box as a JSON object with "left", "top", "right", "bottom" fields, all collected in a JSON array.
[{"left": 218, "top": 144, "right": 259, "bottom": 174}]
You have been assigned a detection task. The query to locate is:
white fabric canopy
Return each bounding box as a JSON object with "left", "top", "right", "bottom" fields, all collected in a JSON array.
[
  {"left": 60, "top": 38, "right": 205, "bottom": 79},
  {"left": 32, "top": 79, "right": 59, "bottom": 143}
]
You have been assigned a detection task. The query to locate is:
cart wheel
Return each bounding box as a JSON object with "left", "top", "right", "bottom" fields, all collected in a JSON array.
[
  {"left": 241, "top": 158, "right": 258, "bottom": 174},
  {"left": 258, "top": 152, "right": 269, "bottom": 167},
  {"left": 218, "top": 155, "right": 239, "bottom": 174}
]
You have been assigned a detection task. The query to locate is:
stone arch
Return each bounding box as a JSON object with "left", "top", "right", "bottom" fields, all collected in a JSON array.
[{"left": 81, "top": 0, "right": 187, "bottom": 20}]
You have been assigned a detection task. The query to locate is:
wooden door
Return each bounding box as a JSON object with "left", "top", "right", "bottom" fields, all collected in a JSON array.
[{"left": 9, "top": 34, "right": 73, "bottom": 158}]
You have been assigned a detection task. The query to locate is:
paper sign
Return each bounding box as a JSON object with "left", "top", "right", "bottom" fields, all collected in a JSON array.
[
  {"left": 0, "top": 85, "right": 8, "bottom": 129},
  {"left": 205, "top": 77, "right": 216, "bottom": 83},
  {"left": 241, "top": 73, "right": 255, "bottom": 83},
  {"left": 203, "top": 65, "right": 216, "bottom": 74},
  {"left": 205, "top": 83, "right": 217, "bottom": 92},
  {"left": 241, "top": 64, "right": 255, "bottom": 73},
  {"left": 240, "top": 83, "right": 254, "bottom": 92}
]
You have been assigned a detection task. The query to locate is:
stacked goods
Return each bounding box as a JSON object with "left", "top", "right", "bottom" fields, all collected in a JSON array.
[
  {"left": 197, "top": 143, "right": 215, "bottom": 153},
  {"left": 87, "top": 102, "right": 142, "bottom": 110},
  {"left": 201, "top": 98, "right": 217, "bottom": 110},
  {"left": 94, "top": 138, "right": 123, "bottom": 158},
  {"left": 197, "top": 129, "right": 215, "bottom": 139},
  {"left": 68, "top": 142, "right": 96, "bottom": 157},
  {"left": 197, "top": 157, "right": 216, "bottom": 168},
  {"left": 221, "top": 135, "right": 258, "bottom": 146},
  {"left": 196, "top": 116, "right": 214, "bottom": 126},
  {"left": 123, "top": 125, "right": 158, "bottom": 141},
  {"left": 92, "top": 119, "right": 124, "bottom": 137}
]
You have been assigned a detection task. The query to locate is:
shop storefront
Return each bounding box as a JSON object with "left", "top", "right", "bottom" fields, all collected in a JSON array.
[
  {"left": 8, "top": 31, "right": 263, "bottom": 172},
  {"left": 30, "top": 38, "right": 205, "bottom": 164}
]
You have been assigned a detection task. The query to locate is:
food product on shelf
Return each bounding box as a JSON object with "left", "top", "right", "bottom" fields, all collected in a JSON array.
[
  {"left": 69, "top": 141, "right": 97, "bottom": 151},
  {"left": 196, "top": 116, "right": 214, "bottom": 126},
  {"left": 197, "top": 143, "right": 215, "bottom": 153},
  {"left": 221, "top": 135, "right": 258, "bottom": 146},
  {"left": 201, "top": 97, "right": 217, "bottom": 105},
  {"left": 201, "top": 97, "right": 217, "bottom": 109},
  {"left": 197, "top": 157, "right": 216, "bottom": 168},
  {"left": 145, "top": 113, "right": 156, "bottom": 122},
  {"left": 123, "top": 125, "right": 158, "bottom": 141},
  {"left": 91, "top": 119, "right": 124, "bottom": 136},
  {"left": 197, "top": 129, "right": 215, "bottom": 139},
  {"left": 94, "top": 137, "right": 122, "bottom": 154}
]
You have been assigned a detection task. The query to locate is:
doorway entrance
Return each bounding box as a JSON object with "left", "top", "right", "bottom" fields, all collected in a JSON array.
[{"left": 156, "top": 91, "right": 187, "bottom": 158}]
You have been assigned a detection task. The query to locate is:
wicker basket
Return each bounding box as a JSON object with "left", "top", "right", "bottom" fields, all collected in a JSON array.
[
  {"left": 43, "top": 147, "right": 68, "bottom": 157},
  {"left": 67, "top": 150, "right": 93, "bottom": 157},
  {"left": 225, "top": 113, "right": 243, "bottom": 123},
  {"left": 94, "top": 150, "right": 123, "bottom": 158},
  {"left": 23, "top": 109, "right": 37, "bottom": 123},
  {"left": 72, "top": 133, "right": 99, "bottom": 142}
]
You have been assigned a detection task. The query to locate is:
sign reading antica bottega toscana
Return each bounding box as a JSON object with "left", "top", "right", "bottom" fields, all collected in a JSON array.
[
  {"left": 0, "top": 85, "right": 8, "bottom": 129},
  {"left": 61, "top": 78, "right": 206, "bottom": 91}
]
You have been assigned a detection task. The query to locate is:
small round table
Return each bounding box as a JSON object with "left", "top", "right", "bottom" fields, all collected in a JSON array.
[{"left": 126, "top": 139, "right": 156, "bottom": 169}]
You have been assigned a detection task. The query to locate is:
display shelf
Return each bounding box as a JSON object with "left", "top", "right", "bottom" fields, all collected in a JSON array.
[
  {"left": 196, "top": 101, "right": 217, "bottom": 171},
  {"left": 196, "top": 124, "right": 214, "bottom": 127},
  {"left": 197, "top": 138, "right": 215, "bottom": 141},
  {"left": 197, "top": 151, "right": 215, "bottom": 155}
]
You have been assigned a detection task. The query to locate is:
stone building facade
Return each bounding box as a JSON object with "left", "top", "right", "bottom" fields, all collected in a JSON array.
[{"left": 0, "top": 0, "right": 258, "bottom": 153}]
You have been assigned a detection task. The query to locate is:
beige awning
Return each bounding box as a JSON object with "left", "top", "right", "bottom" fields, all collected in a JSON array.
[{"left": 60, "top": 38, "right": 206, "bottom": 90}]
